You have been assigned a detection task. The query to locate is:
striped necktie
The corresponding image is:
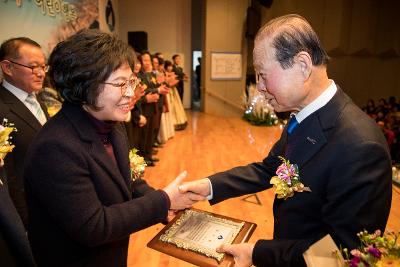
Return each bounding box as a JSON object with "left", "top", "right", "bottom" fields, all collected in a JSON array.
[{"left": 25, "top": 94, "right": 47, "bottom": 125}]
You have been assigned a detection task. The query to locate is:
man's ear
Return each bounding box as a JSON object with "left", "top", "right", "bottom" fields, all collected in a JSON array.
[
  {"left": 295, "top": 52, "right": 312, "bottom": 81},
  {"left": 0, "top": 60, "right": 13, "bottom": 76}
]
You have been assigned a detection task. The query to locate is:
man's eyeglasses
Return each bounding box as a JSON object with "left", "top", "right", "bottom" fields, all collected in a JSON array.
[
  {"left": 8, "top": 60, "right": 49, "bottom": 74},
  {"left": 103, "top": 76, "right": 141, "bottom": 96},
  {"left": 255, "top": 71, "right": 263, "bottom": 84},
  {"left": 255, "top": 71, "right": 266, "bottom": 90}
]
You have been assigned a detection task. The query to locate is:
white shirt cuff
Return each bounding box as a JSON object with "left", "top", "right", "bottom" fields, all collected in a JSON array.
[{"left": 206, "top": 178, "right": 213, "bottom": 200}]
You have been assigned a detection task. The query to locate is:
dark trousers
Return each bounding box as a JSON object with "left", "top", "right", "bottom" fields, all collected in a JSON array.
[
  {"left": 177, "top": 82, "right": 184, "bottom": 101},
  {"left": 124, "top": 121, "right": 140, "bottom": 150}
]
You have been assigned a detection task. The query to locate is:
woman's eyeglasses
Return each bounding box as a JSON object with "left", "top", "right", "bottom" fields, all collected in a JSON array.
[{"left": 103, "top": 77, "right": 141, "bottom": 96}]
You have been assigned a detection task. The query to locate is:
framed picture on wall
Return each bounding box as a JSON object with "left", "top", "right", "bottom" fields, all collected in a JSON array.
[{"left": 211, "top": 52, "right": 242, "bottom": 80}]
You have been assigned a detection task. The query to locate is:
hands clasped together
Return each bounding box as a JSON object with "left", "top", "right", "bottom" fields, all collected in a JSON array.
[{"left": 162, "top": 172, "right": 254, "bottom": 267}]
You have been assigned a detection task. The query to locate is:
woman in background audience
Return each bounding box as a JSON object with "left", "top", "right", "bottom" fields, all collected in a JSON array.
[
  {"left": 153, "top": 56, "right": 175, "bottom": 144},
  {"left": 164, "top": 60, "right": 187, "bottom": 130}
]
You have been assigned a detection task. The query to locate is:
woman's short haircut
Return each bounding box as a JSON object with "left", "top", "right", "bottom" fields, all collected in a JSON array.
[
  {"left": 48, "top": 29, "right": 135, "bottom": 109},
  {"left": 164, "top": 60, "right": 173, "bottom": 69}
]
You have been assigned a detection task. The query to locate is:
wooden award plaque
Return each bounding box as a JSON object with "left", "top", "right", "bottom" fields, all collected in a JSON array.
[{"left": 147, "top": 208, "right": 257, "bottom": 267}]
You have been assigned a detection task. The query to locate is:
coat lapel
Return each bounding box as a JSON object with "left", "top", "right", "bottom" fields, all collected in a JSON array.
[
  {"left": 63, "top": 103, "right": 131, "bottom": 199},
  {"left": 89, "top": 140, "right": 132, "bottom": 200},
  {"left": 110, "top": 124, "right": 132, "bottom": 190},
  {"left": 283, "top": 86, "right": 349, "bottom": 169},
  {"left": 285, "top": 114, "right": 327, "bottom": 168}
]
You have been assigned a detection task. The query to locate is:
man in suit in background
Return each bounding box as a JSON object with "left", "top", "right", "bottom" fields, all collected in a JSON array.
[
  {"left": 179, "top": 14, "right": 392, "bottom": 267},
  {"left": 0, "top": 37, "right": 49, "bottom": 227},
  {"left": 172, "top": 54, "right": 188, "bottom": 101}
]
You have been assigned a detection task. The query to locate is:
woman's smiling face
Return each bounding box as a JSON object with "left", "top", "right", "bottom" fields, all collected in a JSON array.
[{"left": 85, "top": 63, "right": 135, "bottom": 121}]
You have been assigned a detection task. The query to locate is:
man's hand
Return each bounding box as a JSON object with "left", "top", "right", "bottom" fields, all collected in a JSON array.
[
  {"left": 138, "top": 115, "right": 147, "bottom": 127},
  {"left": 217, "top": 243, "right": 255, "bottom": 267},
  {"left": 145, "top": 93, "right": 159, "bottom": 103},
  {"left": 163, "top": 171, "right": 206, "bottom": 210},
  {"left": 166, "top": 210, "right": 177, "bottom": 222},
  {"left": 135, "top": 84, "right": 146, "bottom": 99},
  {"left": 178, "top": 178, "right": 211, "bottom": 198},
  {"left": 157, "top": 84, "right": 170, "bottom": 95}
]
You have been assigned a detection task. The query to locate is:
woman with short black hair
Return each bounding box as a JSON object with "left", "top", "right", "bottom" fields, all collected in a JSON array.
[{"left": 24, "top": 29, "right": 201, "bottom": 267}]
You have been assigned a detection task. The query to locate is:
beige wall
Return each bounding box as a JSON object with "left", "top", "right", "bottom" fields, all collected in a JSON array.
[
  {"left": 118, "top": 0, "right": 192, "bottom": 108},
  {"left": 258, "top": 0, "right": 400, "bottom": 106},
  {"left": 116, "top": 0, "right": 400, "bottom": 114},
  {"left": 203, "top": 0, "right": 249, "bottom": 116},
  {"left": 99, "top": 0, "right": 120, "bottom": 34}
]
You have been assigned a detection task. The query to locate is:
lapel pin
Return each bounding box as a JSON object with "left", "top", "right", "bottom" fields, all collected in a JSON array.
[{"left": 307, "top": 137, "right": 317, "bottom": 144}]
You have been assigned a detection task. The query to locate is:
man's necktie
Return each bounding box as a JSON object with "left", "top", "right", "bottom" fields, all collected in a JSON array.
[
  {"left": 287, "top": 116, "right": 299, "bottom": 135},
  {"left": 25, "top": 94, "right": 47, "bottom": 125}
]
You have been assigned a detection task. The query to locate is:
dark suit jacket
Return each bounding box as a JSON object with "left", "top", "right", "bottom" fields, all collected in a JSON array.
[
  {"left": 0, "top": 167, "right": 36, "bottom": 267},
  {"left": 138, "top": 71, "right": 159, "bottom": 117},
  {"left": 24, "top": 102, "right": 169, "bottom": 267},
  {"left": 172, "top": 64, "right": 184, "bottom": 97},
  {"left": 209, "top": 88, "right": 392, "bottom": 267},
  {"left": 0, "top": 85, "right": 49, "bottom": 226}
]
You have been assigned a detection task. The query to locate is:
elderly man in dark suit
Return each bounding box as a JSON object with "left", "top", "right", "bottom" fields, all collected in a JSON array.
[
  {"left": 179, "top": 14, "right": 392, "bottom": 267},
  {"left": 0, "top": 37, "right": 49, "bottom": 227}
]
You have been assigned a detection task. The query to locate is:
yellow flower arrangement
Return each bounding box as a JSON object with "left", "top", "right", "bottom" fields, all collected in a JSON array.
[
  {"left": 0, "top": 118, "right": 17, "bottom": 167},
  {"left": 129, "top": 148, "right": 147, "bottom": 181}
]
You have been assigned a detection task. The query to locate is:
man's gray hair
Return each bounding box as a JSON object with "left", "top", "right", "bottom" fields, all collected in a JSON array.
[{"left": 255, "top": 14, "right": 329, "bottom": 69}]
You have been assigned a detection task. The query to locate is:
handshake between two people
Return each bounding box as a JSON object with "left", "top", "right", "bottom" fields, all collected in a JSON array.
[
  {"left": 162, "top": 170, "right": 211, "bottom": 211},
  {"left": 161, "top": 171, "right": 255, "bottom": 267}
]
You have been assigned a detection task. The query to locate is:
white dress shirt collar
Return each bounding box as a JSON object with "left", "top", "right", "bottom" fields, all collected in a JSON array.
[
  {"left": 2, "top": 79, "right": 30, "bottom": 103},
  {"left": 293, "top": 80, "right": 337, "bottom": 123}
]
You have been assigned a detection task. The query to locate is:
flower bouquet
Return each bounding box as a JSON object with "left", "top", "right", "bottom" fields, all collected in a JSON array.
[
  {"left": 270, "top": 156, "right": 311, "bottom": 200},
  {"left": 343, "top": 230, "right": 400, "bottom": 267},
  {"left": 0, "top": 118, "right": 17, "bottom": 167},
  {"left": 129, "top": 148, "right": 147, "bottom": 181},
  {"left": 242, "top": 84, "right": 279, "bottom": 126}
]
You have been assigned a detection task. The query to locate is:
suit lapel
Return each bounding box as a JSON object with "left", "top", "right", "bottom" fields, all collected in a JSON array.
[
  {"left": 283, "top": 86, "right": 349, "bottom": 169},
  {"left": 110, "top": 124, "right": 132, "bottom": 190},
  {"left": 63, "top": 103, "right": 131, "bottom": 199},
  {"left": 285, "top": 114, "right": 327, "bottom": 168},
  {"left": 89, "top": 141, "right": 131, "bottom": 199},
  {"left": 0, "top": 88, "right": 42, "bottom": 131}
]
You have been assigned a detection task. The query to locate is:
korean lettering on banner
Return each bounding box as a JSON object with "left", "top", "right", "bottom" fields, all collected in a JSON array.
[{"left": 33, "top": 0, "right": 77, "bottom": 22}]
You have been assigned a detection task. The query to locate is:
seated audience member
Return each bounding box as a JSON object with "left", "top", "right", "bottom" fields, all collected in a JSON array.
[
  {"left": 388, "top": 96, "right": 399, "bottom": 112},
  {"left": 377, "top": 120, "right": 395, "bottom": 147},
  {"left": 23, "top": 29, "right": 203, "bottom": 267},
  {"left": 363, "top": 99, "right": 376, "bottom": 118}
]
